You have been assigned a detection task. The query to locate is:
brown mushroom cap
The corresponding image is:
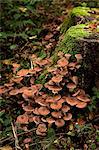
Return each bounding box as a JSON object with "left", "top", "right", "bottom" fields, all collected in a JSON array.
[
  {"left": 36, "top": 98, "right": 48, "bottom": 107},
  {"left": 36, "top": 58, "right": 49, "bottom": 66},
  {"left": 17, "top": 69, "right": 29, "bottom": 76},
  {"left": 53, "top": 94, "right": 61, "bottom": 101},
  {"left": 50, "top": 101, "right": 62, "bottom": 110},
  {"left": 36, "top": 130, "right": 46, "bottom": 136},
  {"left": 58, "top": 98, "right": 65, "bottom": 104},
  {"left": 37, "top": 123, "right": 47, "bottom": 133},
  {"left": 23, "top": 138, "right": 32, "bottom": 144},
  {"left": 70, "top": 76, "right": 78, "bottom": 85},
  {"left": 33, "top": 108, "right": 40, "bottom": 115},
  {"left": 34, "top": 67, "right": 42, "bottom": 72},
  {"left": 46, "top": 96, "right": 54, "bottom": 103},
  {"left": 68, "top": 62, "right": 77, "bottom": 70},
  {"left": 44, "top": 33, "right": 53, "bottom": 41},
  {"left": 75, "top": 54, "right": 83, "bottom": 62},
  {"left": 45, "top": 84, "right": 62, "bottom": 94},
  {"left": 51, "top": 111, "right": 62, "bottom": 118},
  {"left": 4, "top": 83, "right": 14, "bottom": 87},
  {"left": 22, "top": 105, "right": 34, "bottom": 112},
  {"left": 55, "top": 119, "right": 65, "bottom": 127},
  {"left": 9, "top": 89, "right": 20, "bottom": 95},
  {"left": 65, "top": 54, "right": 71, "bottom": 60},
  {"left": 51, "top": 75, "right": 63, "bottom": 83},
  {"left": 32, "top": 116, "right": 41, "bottom": 124},
  {"left": 72, "top": 89, "right": 80, "bottom": 97},
  {"left": 47, "top": 67, "right": 57, "bottom": 73},
  {"left": 65, "top": 96, "right": 79, "bottom": 106},
  {"left": 76, "top": 101, "right": 87, "bottom": 108},
  {"left": 12, "top": 63, "right": 20, "bottom": 68},
  {"left": 38, "top": 107, "right": 50, "bottom": 116},
  {"left": 46, "top": 117, "right": 55, "bottom": 124},
  {"left": 0, "top": 87, "right": 7, "bottom": 94},
  {"left": 57, "top": 57, "right": 68, "bottom": 67},
  {"left": 23, "top": 86, "right": 37, "bottom": 97},
  {"left": 16, "top": 114, "right": 28, "bottom": 124},
  {"left": 66, "top": 83, "right": 76, "bottom": 90},
  {"left": 48, "top": 80, "right": 54, "bottom": 86},
  {"left": 11, "top": 77, "right": 23, "bottom": 83},
  {"left": 77, "top": 95, "right": 91, "bottom": 103},
  {"left": 62, "top": 105, "right": 70, "bottom": 113},
  {"left": 63, "top": 113, "right": 72, "bottom": 121}
]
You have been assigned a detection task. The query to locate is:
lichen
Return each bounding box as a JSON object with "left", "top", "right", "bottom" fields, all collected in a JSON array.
[
  {"left": 57, "top": 24, "right": 91, "bottom": 54},
  {"left": 71, "top": 7, "right": 91, "bottom": 17}
]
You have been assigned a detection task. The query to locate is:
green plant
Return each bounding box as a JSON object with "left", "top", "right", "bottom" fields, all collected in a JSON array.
[
  {"left": 0, "top": 0, "right": 44, "bottom": 59},
  {"left": 88, "top": 87, "right": 99, "bottom": 112}
]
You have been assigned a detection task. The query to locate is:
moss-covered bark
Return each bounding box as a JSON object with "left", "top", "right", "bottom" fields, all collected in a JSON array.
[{"left": 57, "top": 24, "right": 91, "bottom": 54}]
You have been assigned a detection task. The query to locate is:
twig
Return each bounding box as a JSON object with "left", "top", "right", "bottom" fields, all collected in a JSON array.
[
  {"left": 0, "top": 128, "right": 36, "bottom": 144},
  {"left": 30, "top": 59, "right": 33, "bottom": 69},
  {"left": 11, "top": 122, "right": 22, "bottom": 150}
]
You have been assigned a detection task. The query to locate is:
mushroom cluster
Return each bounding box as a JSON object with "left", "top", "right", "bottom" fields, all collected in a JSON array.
[{"left": 0, "top": 52, "right": 91, "bottom": 136}]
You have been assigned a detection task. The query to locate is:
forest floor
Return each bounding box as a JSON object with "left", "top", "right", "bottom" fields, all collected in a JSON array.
[{"left": 0, "top": 1, "right": 99, "bottom": 150}]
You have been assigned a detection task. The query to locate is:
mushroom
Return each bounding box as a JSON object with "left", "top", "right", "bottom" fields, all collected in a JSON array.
[
  {"left": 70, "top": 76, "right": 78, "bottom": 85},
  {"left": 48, "top": 80, "right": 54, "bottom": 86},
  {"left": 36, "top": 58, "right": 49, "bottom": 66},
  {"left": 23, "top": 138, "right": 32, "bottom": 144},
  {"left": 51, "top": 75, "right": 63, "bottom": 83},
  {"left": 51, "top": 111, "right": 62, "bottom": 118},
  {"left": 38, "top": 107, "right": 50, "bottom": 116},
  {"left": 44, "top": 33, "right": 53, "bottom": 41},
  {"left": 62, "top": 105, "right": 70, "bottom": 113},
  {"left": 53, "top": 94, "right": 61, "bottom": 101},
  {"left": 16, "top": 114, "right": 28, "bottom": 124},
  {"left": 22, "top": 105, "right": 34, "bottom": 112},
  {"left": 76, "top": 95, "right": 91, "bottom": 103},
  {"left": 34, "top": 67, "right": 42, "bottom": 72},
  {"left": 72, "top": 89, "right": 80, "bottom": 97},
  {"left": 4, "top": 83, "right": 14, "bottom": 87},
  {"left": 36, "top": 130, "right": 46, "bottom": 136},
  {"left": 68, "top": 62, "right": 77, "bottom": 70},
  {"left": 9, "top": 89, "right": 20, "bottom": 95},
  {"left": 33, "top": 116, "right": 41, "bottom": 124},
  {"left": 66, "top": 83, "right": 76, "bottom": 92},
  {"left": 65, "top": 96, "right": 79, "bottom": 106},
  {"left": 76, "top": 101, "right": 87, "bottom": 108},
  {"left": 63, "top": 113, "right": 72, "bottom": 121},
  {"left": 45, "top": 83, "right": 62, "bottom": 94},
  {"left": 46, "top": 117, "right": 55, "bottom": 124},
  {"left": 11, "top": 77, "right": 23, "bottom": 83},
  {"left": 55, "top": 119, "right": 65, "bottom": 127},
  {"left": 36, "top": 98, "right": 48, "bottom": 107},
  {"left": 12, "top": 63, "right": 20, "bottom": 68},
  {"left": 23, "top": 89, "right": 33, "bottom": 97},
  {"left": 0, "top": 86, "right": 7, "bottom": 94},
  {"left": 65, "top": 54, "right": 71, "bottom": 60},
  {"left": 37, "top": 123, "right": 47, "bottom": 133},
  {"left": 17, "top": 69, "right": 29, "bottom": 76},
  {"left": 47, "top": 67, "right": 57, "bottom": 73},
  {"left": 57, "top": 57, "right": 68, "bottom": 67},
  {"left": 33, "top": 108, "right": 40, "bottom": 115},
  {"left": 50, "top": 101, "right": 62, "bottom": 110},
  {"left": 75, "top": 54, "right": 83, "bottom": 62},
  {"left": 46, "top": 96, "right": 54, "bottom": 103}
]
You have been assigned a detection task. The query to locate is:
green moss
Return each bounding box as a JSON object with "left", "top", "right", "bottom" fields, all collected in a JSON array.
[
  {"left": 71, "top": 7, "right": 91, "bottom": 17},
  {"left": 61, "top": 7, "right": 91, "bottom": 34},
  {"left": 57, "top": 24, "right": 91, "bottom": 54}
]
